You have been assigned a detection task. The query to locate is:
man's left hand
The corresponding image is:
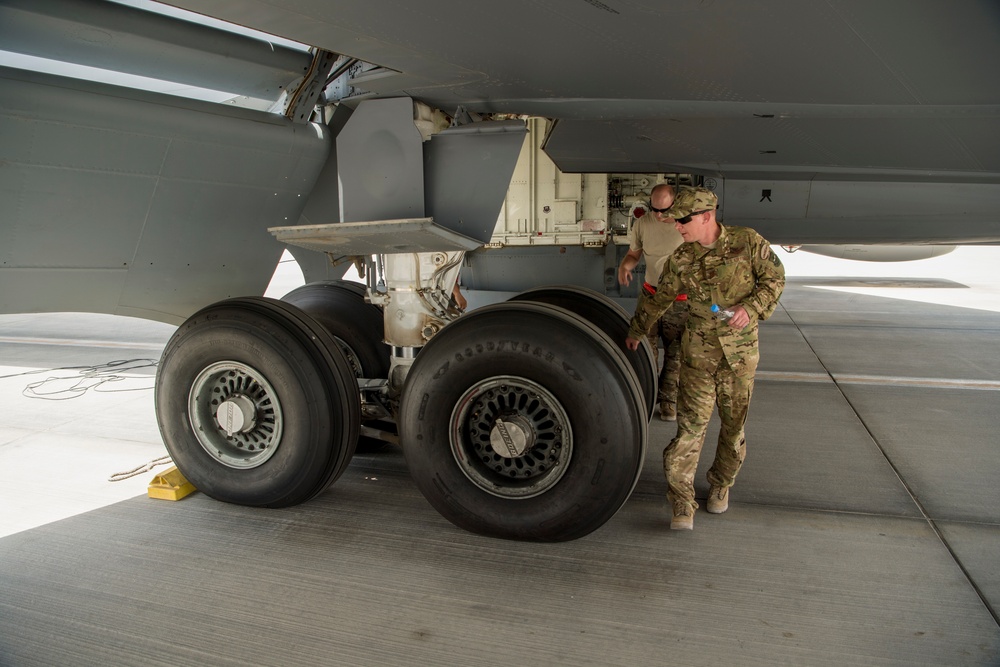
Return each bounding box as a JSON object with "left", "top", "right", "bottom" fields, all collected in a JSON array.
[{"left": 727, "top": 305, "right": 750, "bottom": 329}]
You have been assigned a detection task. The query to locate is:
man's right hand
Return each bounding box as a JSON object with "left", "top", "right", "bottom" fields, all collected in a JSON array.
[
  {"left": 625, "top": 336, "right": 641, "bottom": 351},
  {"left": 618, "top": 249, "right": 642, "bottom": 287},
  {"left": 618, "top": 265, "right": 632, "bottom": 286}
]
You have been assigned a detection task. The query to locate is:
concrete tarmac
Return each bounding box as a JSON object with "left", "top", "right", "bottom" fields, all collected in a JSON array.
[{"left": 1, "top": 248, "right": 999, "bottom": 666}]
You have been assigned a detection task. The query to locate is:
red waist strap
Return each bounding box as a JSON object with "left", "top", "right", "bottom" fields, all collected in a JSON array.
[{"left": 642, "top": 283, "right": 687, "bottom": 301}]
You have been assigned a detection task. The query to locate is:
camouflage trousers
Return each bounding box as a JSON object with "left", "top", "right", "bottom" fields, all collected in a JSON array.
[
  {"left": 663, "top": 350, "right": 754, "bottom": 508},
  {"left": 645, "top": 300, "right": 689, "bottom": 407}
]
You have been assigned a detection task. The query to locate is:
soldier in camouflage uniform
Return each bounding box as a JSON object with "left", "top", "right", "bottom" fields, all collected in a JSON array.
[{"left": 625, "top": 187, "right": 785, "bottom": 530}]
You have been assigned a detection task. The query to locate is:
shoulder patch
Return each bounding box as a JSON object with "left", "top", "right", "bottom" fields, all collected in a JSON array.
[{"left": 759, "top": 244, "right": 771, "bottom": 261}]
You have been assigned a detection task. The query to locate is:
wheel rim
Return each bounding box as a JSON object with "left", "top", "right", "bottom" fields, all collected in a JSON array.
[
  {"left": 188, "top": 361, "right": 284, "bottom": 469},
  {"left": 450, "top": 376, "right": 573, "bottom": 499},
  {"left": 332, "top": 335, "right": 363, "bottom": 378}
]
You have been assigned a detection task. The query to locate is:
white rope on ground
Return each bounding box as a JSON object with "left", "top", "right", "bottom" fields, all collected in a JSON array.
[
  {"left": 108, "top": 455, "right": 173, "bottom": 482},
  {"left": 2, "top": 359, "right": 158, "bottom": 400}
]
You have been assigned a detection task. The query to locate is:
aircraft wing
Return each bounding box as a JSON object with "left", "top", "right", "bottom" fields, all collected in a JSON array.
[{"left": 161, "top": 0, "right": 1000, "bottom": 183}]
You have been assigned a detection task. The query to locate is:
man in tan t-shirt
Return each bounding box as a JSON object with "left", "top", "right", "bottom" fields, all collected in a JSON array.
[{"left": 617, "top": 184, "right": 689, "bottom": 421}]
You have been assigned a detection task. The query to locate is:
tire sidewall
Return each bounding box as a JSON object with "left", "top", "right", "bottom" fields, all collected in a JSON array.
[{"left": 510, "top": 288, "right": 656, "bottom": 418}]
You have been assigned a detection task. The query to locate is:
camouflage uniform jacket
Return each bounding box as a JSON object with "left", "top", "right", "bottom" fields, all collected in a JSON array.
[{"left": 628, "top": 224, "right": 785, "bottom": 376}]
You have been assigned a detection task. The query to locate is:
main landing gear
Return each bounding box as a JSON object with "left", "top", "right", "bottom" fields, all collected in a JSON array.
[{"left": 154, "top": 279, "right": 651, "bottom": 540}]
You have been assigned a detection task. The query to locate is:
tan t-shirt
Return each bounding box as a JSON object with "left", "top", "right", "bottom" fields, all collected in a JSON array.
[{"left": 629, "top": 213, "right": 684, "bottom": 285}]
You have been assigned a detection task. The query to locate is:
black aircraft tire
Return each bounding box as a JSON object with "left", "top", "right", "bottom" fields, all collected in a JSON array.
[
  {"left": 281, "top": 281, "right": 390, "bottom": 380},
  {"left": 509, "top": 285, "right": 657, "bottom": 420},
  {"left": 282, "top": 281, "right": 393, "bottom": 453},
  {"left": 399, "top": 301, "right": 646, "bottom": 542},
  {"left": 155, "top": 297, "right": 360, "bottom": 507}
]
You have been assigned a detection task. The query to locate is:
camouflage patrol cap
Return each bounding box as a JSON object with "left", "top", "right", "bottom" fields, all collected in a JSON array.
[{"left": 664, "top": 187, "right": 718, "bottom": 219}]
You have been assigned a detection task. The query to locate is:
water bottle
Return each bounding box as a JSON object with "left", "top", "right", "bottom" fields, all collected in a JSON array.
[{"left": 711, "top": 304, "right": 735, "bottom": 322}]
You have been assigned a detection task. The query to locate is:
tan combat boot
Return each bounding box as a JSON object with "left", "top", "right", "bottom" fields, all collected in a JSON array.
[
  {"left": 659, "top": 403, "right": 676, "bottom": 421},
  {"left": 669, "top": 498, "right": 694, "bottom": 530},
  {"left": 707, "top": 485, "right": 729, "bottom": 514}
]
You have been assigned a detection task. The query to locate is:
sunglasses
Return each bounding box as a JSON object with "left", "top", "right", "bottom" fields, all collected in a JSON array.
[
  {"left": 649, "top": 204, "right": 672, "bottom": 214},
  {"left": 675, "top": 210, "right": 709, "bottom": 225}
]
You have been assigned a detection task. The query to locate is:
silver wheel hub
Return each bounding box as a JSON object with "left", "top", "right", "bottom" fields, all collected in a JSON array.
[
  {"left": 215, "top": 395, "right": 257, "bottom": 436},
  {"left": 188, "top": 361, "right": 283, "bottom": 469},
  {"left": 489, "top": 416, "right": 533, "bottom": 458},
  {"left": 451, "top": 376, "right": 572, "bottom": 499}
]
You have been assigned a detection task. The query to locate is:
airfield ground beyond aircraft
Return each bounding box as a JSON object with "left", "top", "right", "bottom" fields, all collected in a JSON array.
[{"left": 0, "top": 0, "right": 998, "bottom": 541}]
